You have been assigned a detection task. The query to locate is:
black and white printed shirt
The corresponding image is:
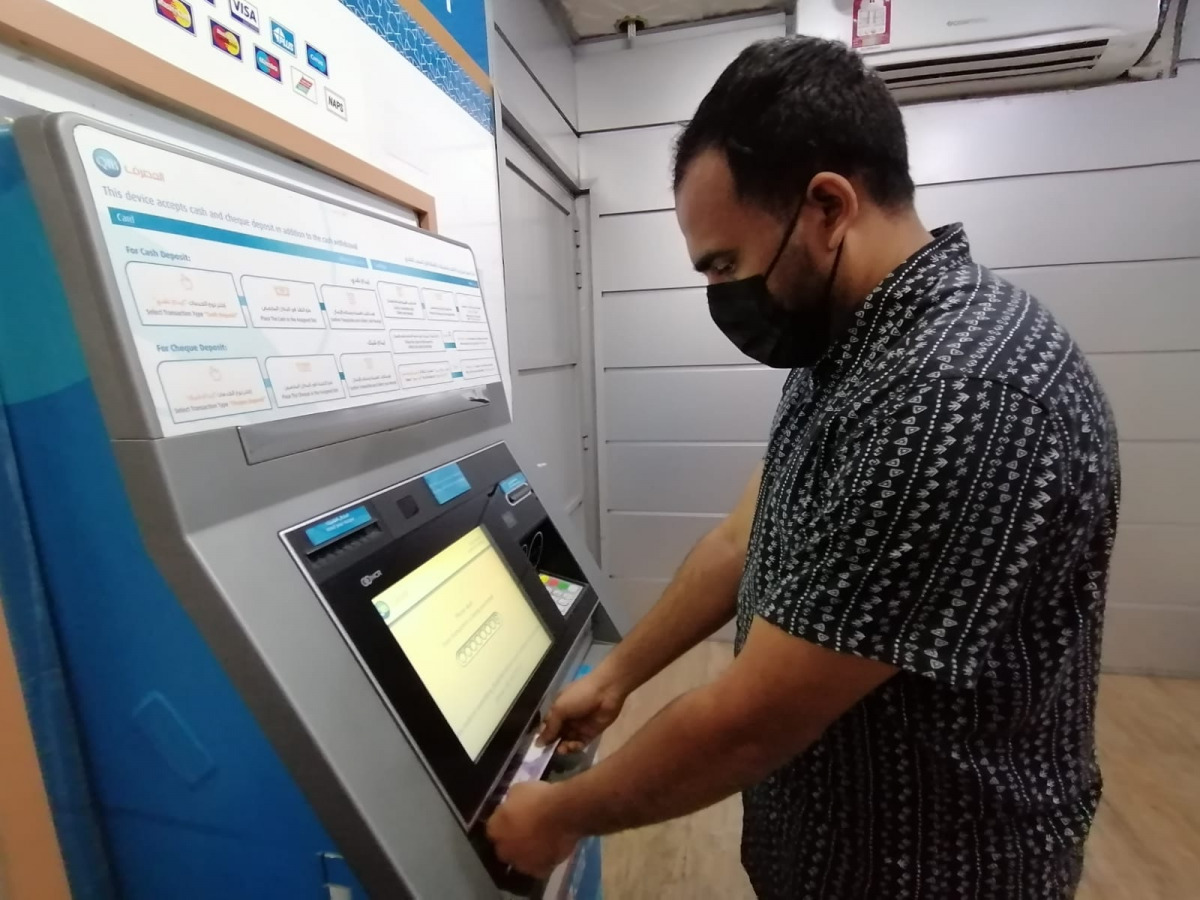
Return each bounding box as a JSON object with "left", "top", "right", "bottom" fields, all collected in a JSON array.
[{"left": 736, "top": 225, "right": 1119, "bottom": 899}]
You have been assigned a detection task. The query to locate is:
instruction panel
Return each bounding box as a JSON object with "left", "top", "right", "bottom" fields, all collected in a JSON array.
[{"left": 73, "top": 125, "right": 500, "bottom": 437}]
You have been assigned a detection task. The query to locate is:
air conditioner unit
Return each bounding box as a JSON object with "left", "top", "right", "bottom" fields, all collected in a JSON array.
[{"left": 793, "top": 0, "right": 1165, "bottom": 101}]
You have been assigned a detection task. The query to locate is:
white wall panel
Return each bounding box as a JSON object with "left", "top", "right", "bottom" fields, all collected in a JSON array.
[
  {"left": 1102, "top": 604, "right": 1200, "bottom": 676},
  {"left": 606, "top": 513, "right": 719, "bottom": 578},
  {"left": 583, "top": 68, "right": 1200, "bottom": 215},
  {"left": 609, "top": 576, "right": 668, "bottom": 621},
  {"left": 607, "top": 443, "right": 765, "bottom": 514},
  {"left": 1109, "top": 524, "right": 1200, "bottom": 609},
  {"left": 494, "top": 37, "right": 579, "bottom": 182},
  {"left": 1090, "top": 354, "right": 1200, "bottom": 442},
  {"left": 605, "top": 368, "right": 786, "bottom": 442},
  {"left": 580, "top": 125, "right": 679, "bottom": 214},
  {"left": 1182, "top": 10, "right": 1200, "bottom": 60},
  {"left": 601, "top": 289, "right": 745, "bottom": 368},
  {"left": 1002, "top": 259, "right": 1200, "bottom": 354},
  {"left": 917, "top": 162, "right": 1200, "bottom": 270},
  {"left": 575, "top": 17, "right": 786, "bottom": 131},
  {"left": 595, "top": 211, "right": 700, "bottom": 292},
  {"left": 492, "top": 0, "right": 578, "bottom": 126},
  {"left": 1119, "top": 443, "right": 1200, "bottom": 526},
  {"left": 905, "top": 67, "right": 1200, "bottom": 187},
  {"left": 608, "top": 576, "right": 737, "bottom": 641},
  {"left": 499, "top": 158, "right": 578, "bottom": 370},
  {"left": 511, "top": 366, "right": 585, "bottom": 514}
]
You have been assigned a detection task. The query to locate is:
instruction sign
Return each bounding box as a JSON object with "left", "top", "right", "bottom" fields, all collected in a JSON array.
[{"left": 73, "top": 125, "right": 500, "bottom": 437}]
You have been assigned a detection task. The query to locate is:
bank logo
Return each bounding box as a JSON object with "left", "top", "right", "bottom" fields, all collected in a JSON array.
[
  {"left": 229, "top": 0, "right": 260, "bottom": 33},
  {"left": 270, "top": 19, "right": 295, "bottom": 55},
  {"left": 92, "top": 148, "right": 121, "bottom": 178},
  {"left": 291, "top": 66, "right": 317, "bottom": 102},
  {"left": 324, "top": 87, "right": 347, "bottom": 120},
  {"left": 155, "top": 0, "right": 195, "bottom": 33},
  {"left": 255, "top": 46, "right": 281, "bottom": 81},
  {"left": 306, "top": 43, "right": 328, "bottom": 76},
  {"left": 210, "top": 20, "right": 242, "bottom": 58}
]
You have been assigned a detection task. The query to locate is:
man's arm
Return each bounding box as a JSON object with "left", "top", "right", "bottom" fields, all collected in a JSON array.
[
  {"left": 539, "top": 464, "right": 763, "bottom": 747},
  {"left": 489, "top": 616, "right": 896, "bottom": 874}
]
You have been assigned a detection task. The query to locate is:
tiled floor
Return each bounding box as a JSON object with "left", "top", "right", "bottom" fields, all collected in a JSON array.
[{"left": 599, "top": 642, "right": 1200, "bottom": 899}]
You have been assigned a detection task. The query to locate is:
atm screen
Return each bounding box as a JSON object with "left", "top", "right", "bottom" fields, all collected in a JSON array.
[{"left": 373, "top": 527, "right": 552, "bottom": 760}]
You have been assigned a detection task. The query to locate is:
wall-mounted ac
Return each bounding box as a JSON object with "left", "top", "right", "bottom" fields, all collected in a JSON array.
[{"left": 794, "top": 0, "right": 1165, "bottom": 101}]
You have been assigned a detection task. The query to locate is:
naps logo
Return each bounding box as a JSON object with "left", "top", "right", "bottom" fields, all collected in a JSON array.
[
  {"left": 92, "top": 149, "right": 121, "bottom": 178},
  {"left": 210, "top": 20, "right": 242, "bottom": 58}
]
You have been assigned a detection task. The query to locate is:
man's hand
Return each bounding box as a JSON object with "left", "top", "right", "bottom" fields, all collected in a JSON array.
[
  {"left": 538, "top": 669, "right": 626, "bottom": 753},
  {"left": 487, "top": 781, "right": 581, "bottom": 878}
]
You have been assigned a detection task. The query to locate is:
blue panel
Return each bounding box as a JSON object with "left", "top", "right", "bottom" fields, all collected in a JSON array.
[
  {"left": 306, "top": 505, "right": 374, "bottom": 547},
  {"left": 424, "top": 462, "right": 471, "bottom": 504},
  {"left": 414, "top": 0, "right": 490, "bottom": 73},
  {"left": 131, "top": 693, "right": 217, "bottom": 787}
]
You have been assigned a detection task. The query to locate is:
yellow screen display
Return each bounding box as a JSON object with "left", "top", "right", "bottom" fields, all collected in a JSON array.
[{"left": 374, "top": 527, "right": 551, "bottom": 760}]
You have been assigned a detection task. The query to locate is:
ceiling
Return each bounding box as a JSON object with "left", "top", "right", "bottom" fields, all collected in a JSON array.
[{"left": 550, "top": 0, "right": 787, "bottom": 40}]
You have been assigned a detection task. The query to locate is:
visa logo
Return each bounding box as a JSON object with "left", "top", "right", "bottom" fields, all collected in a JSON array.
[
  {"left": 270, "top": 19, "right": 295, "bottom": 55},
  {"left": 306, "top": 43, "right": 328, "bottom": 76},
  {"left": 229, "top": 0, "right": 260, "bottom": 32}
]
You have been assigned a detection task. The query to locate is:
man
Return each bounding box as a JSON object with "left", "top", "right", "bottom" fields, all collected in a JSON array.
[{"left": 488, "top": 36, "right": 1118, "bottom": 899}]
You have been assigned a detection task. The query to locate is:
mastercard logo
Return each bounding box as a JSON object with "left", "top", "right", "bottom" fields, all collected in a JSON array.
[
  {"left": 155, "top": 0, "right": 195, "bottom": 33},
  {"left": 210, "top": 21, "right": 242, "bottom": 58}
]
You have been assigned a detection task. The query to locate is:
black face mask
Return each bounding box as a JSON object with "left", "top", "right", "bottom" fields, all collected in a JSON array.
[{"left": 707, "top": 205, "right": 845, "bottom": 369}]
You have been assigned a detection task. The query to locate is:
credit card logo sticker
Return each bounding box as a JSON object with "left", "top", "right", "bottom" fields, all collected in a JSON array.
[
  {"left": 324, "top": 88, "right": 347, "bottom": 120},
  {"left": 255, "top": 47, "right": 281, "bottom": 80},
  {"left": 92, "top": 149, "right": 122, "bottom": 178},
  {"left": 291, "top": 66, "right": 317, "bottom": 102},
  {"left": 270, "top": 19, "right": 295, "bottom": 54},
  {"left": 210, "top": 20, "right": 242, "bottom": 58},
  {"left": 155, "top": 0, "right": 195, "bottom": 33},
  {"left": 306, "top": 44, "right": 328, "bottom": 76},
  {"left": 228, "top": 0, "right": 260, "bottom": 32}
]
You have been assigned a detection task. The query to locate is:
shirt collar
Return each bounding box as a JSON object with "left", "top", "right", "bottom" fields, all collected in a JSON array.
[{"left": 813, "top": 223, "right": 972, "bottom": 385}]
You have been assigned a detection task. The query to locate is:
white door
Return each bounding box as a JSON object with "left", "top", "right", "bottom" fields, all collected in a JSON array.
[{"left": 498, "top": 131, "right": 599, "bottom": 559}]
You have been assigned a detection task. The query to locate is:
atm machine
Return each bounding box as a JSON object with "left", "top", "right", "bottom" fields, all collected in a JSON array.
[{"left": 0, "top": 110, "right": 620, "bottom": 899}]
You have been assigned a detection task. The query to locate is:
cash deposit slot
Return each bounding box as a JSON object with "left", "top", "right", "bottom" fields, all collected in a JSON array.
[{"left": 2, "top": 111, "right": 622, "bottom": 899}]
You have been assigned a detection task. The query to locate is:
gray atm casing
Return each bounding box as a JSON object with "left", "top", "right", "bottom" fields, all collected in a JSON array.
[{"left": 14, "top": 111, "right": 623, "bottom": 898}]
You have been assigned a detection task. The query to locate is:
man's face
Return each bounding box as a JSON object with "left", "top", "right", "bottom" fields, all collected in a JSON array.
[{"left": 675, "top": 148, "right": 825, "bottom": 314}]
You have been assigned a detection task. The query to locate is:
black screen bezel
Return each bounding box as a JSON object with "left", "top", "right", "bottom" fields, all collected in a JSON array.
[{"left": 314, "top": 489, "right": 579, "bottom": 824}]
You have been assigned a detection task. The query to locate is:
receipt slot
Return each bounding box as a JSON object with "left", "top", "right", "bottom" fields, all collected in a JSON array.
[{"left": 0, "top": 111, "right": 622, "bottom": 899}]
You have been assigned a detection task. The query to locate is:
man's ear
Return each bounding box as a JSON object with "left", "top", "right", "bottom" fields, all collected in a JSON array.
[{"left": 806, "top": 172, "right": 858, "bottom": 250}]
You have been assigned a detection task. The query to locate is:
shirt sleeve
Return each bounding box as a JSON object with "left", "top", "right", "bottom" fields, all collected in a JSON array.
[{"left": 757, "top": 375, "right": 1065, "bottom": 689}]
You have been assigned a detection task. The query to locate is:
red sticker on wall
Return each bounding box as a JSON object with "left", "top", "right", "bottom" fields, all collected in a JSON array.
[{"left": 852, "top": 0, "right": 892, "bottom": 49}]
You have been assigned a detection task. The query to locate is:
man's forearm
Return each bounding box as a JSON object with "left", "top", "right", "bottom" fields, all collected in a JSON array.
[
  {"left": 551, "top": 680, "right": 802, "bottom": 836},
  {"left": 596, "top": 526, "right": 744, "bottom": 696}
]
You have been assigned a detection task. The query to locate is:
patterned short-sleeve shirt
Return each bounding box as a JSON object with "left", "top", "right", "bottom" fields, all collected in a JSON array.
[{"left": 737, "top": 225, "right": 1119, "bottom": 899}]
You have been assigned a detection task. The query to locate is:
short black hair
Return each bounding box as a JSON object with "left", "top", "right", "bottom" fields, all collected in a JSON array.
[{"left": 673, "top": 36, "right": 915, "bottom": 215}]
